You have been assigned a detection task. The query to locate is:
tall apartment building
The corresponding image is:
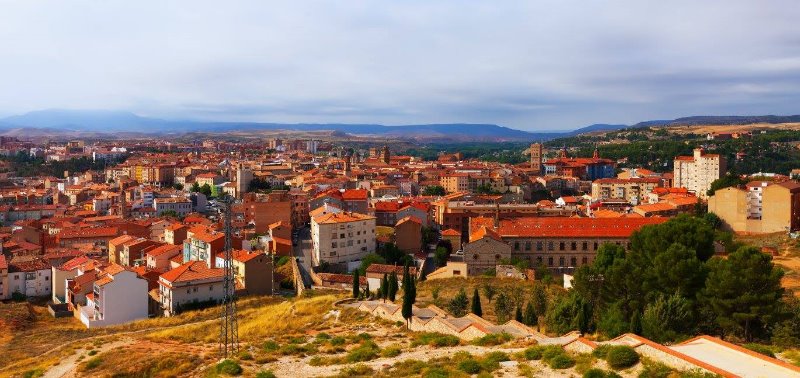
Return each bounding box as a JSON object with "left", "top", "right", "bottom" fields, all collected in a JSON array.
[
  {"left": 235, "top": 163, "right": 253, "bottom": 199},
  {"left": 591, "top": 177, "right": 662, "bottom": 205},
  {"left": 530, "top": 143, "right": 543, "bottom": 174},
  {"left": 673, "top": 148, "right": 725, "bottom": 199},
  {"left": 311, "top": 210, "right": 376, "bottom": 268}
]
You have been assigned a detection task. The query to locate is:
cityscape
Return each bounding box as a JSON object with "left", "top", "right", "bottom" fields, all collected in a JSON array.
[{"left": 1, "top": 2, "right": 800, "bottom": 378}]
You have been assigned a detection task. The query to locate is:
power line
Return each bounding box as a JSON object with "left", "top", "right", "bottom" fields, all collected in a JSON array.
[{"left": 219, "top": 194, "right": 239, "bottom": 357}]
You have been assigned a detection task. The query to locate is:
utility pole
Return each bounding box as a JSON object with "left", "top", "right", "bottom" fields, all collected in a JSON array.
[{"left": 219, "top": 194, "right": 239, "bottom": 357}]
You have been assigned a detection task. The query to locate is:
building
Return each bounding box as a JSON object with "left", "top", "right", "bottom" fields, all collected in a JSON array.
[
  {"left": 463, "top": 226, "right": 512, "bottom": 275},
  {"left": 364, "top": 263, "right": 418, "bottom": 290},
  {"left": 591, "top": 177, "right": 662, "bottom": 205},
  {"left": 530, "top": 143, "right": 543, "bottom": 174},
  {"left": 154, "top": 197, "right": 193, "bottom": 217},
  {"left": 709, "top": 181, "right": 800, "bottom": 233},
  {"left": 311, "top": 209, "right": 376, "bottom": 268},
  {"left": 673, "top": 148, "right": 725, "bottom": 199},
  {"left": 80, "top": 264, "right": 149, "bottom": 328},
  {"left": 467, "top": 216, "right": 668, "bottom": 273},
  {"left": 214, "top": 250, "right": 273, "bottom": 295},
  {"left": 158, "top": 261, "right": 224, "bottom": 316},
  {"left": 235, "top": 164, "right": 253, "bottom": 199},
  {"left": 544, "top": 147, "right": 616, "bottom": 180},
  {"left": 0, "top": 255, "right": 8, "bottom": 300},
  {"left": 7, "top": 259, "right": 52, "bottom": 297},
  {"left": 395, "top": 216, "right": 422, "bottom": 254}
]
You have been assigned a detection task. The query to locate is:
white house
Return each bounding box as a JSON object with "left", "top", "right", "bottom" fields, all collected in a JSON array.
[
  {"left": 310, "top": 206, "right": 376, "bottom": 268},
  {"left": 158, "top": 261, "right": 224, "bottom": 316},
  {"left": 7, "top": 259, "right": 52, "bottom": 298},
  {"left": 80, "top": 263, "right": 149, "bottom": 328}
]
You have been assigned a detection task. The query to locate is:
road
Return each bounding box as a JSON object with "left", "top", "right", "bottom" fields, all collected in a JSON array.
[{"left": 293, "top": 226, "right": 314, "bottom": 288}]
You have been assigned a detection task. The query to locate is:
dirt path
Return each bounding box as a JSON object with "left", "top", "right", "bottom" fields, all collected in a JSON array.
[{"left": 42, "top": 337, "right": 134, "bottom": 378}]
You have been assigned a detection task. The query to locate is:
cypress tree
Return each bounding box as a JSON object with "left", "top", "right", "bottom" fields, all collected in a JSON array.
[
  {"left": 402, "top": 261, "right": 414, "bottom": 328},
  {"left": 381, "top": 273, "right": 389, "bottom": 302},
  {"left": 471, "top": 288, "right": 483, "bottom": 317},
  {"left": 352, "top": 270, "right": 359, "bottom": 299},
  {"left": 388, "top": 271, "right": 398, "bottom": 301},
  {"left": 524, "top": 302, "right": 537, "bottom": 326},
  {"left": 515, "top": 305, "right": 523, "bottom": 323}
]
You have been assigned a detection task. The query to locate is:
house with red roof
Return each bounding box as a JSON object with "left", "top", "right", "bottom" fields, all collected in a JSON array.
[
  {"left": 214, "top": 250, "right": 274, "bottom": 295},
  {"left": 81, "top": 263, "right": 149, "bottom": 328},
  {"left": 158, "top": 261, "right": 224, "bottom": 316},
  {"left": 7, "top": 258, "right": 51, "bottom": 297}
]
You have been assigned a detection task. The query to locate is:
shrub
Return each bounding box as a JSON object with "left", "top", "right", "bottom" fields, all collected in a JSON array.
[
  {"left": 584, "top": 368, "right": 608, "bottom": 378},
  {"left": 346, "top": 341, "right": 380, "bottom": 363},
  {"left": 22, "top": 369, "right": 44, "bottom": 378},
  {"left": 308, "top": 356, "right": 324, "bottom": 366},
  {"left": 458, "top": 358, "right": 482, "bottom": 374},
  {"left": 471, "top": 332, "right": 512, "bottom": 346},
  {"left": 316, "top": 332, "right": 332, "bottom": 340},
  {"left": 80, "top": 357, "right": 103, "bottom": 371},
  {"left": 540, "top": 345, "right": 566, "bottom": 361},
  {"left": 255, "top": 371, "right": 277, "bottom": 378},
  {"left": 412, "top": 332, "right": 460, "bottom": 347},
  {"left": 592, "top": 344, "right": 612, "bottom": 358},
  {"left": 87, "top": 350, "right": 98, "bottom": 356},
  {"left": 638, "top": 360, "right": 674, "bottom": 378},
  {"left": 215, "top": 359, "right": 243, "bottom": 376},
  {"left": 606, "top": 346, "right": 640, "bottom": 369},
  {"left": 548, "top": 354, "right": 576, "bottom": 369},
  {"left": 237, "top": 351, "right": 253, "bottom": 360},
  {"left": 742, "top": 343, "right": 775, "bottom": 358},
  {"left": 422, "top": 367, "right": 450, "bottom": 378},
  {"left": 337, "top": 363, "right": 374, "bottom": 377},
  {"left": 263, "top": 340, "right": 280, "bottom": 351},
  {"left": 330, "top": 336, "right": 346, "bottom": 346},
  {"left": 523, "top": 346, "right": 543, "bottom": 360},
  {"left": 481, "top": 351, "right": 510, "bottom": 372},
  {"left": 381, "top": 346, "right": 402, "bottom": 358}
]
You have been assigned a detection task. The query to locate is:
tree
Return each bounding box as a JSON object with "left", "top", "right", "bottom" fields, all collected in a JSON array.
[
  {"left": 494, "top": 293, "right": 514, "bottom": 323},
  {"left": 191, "top": 182, "right": 201, "bottom": 192},
  {"left": 700, "top": 246, "right": 784, "bottom": 341},
  {"left": 409, "top": 273, "right": 417, "bottom": 304},
  {"left": 402, "top": 262, "right": 414, "bottom": 328},
  {"left": 388, "top": 271, "right": 399, "bottom": 302},
  {"left": 358, "top": 253, "right": 386, "bottom": 276},
  {"left": 523, "top": 302, "right": 537, "bottom": 326},
  {"left": 433, "top": 246, "right": 450, "bottom": 267},
  {"left": 378, "top": 243, "right": 412, "bottom": 266},
  {"left": 483, "top": 284, "right": 497, "bottom": 304},
  {"left": 422, "top": 185, "right": 446, "bottom": 196},
  {"left": 471, "top": 288, "right": 483, "bottom": 317},
  {"left": 772, "top": 296, "right": 800, "bottom": 347},
  {"left": 703, "top": 212, "right": 722, "bottom": 229},
  {"left": 381, "top": 273, "right": 389, "bottom": 303},
  {"left": 546, "top": 292, "right": 592, "bottom": 335},
  {"left": 515, "top": 305, "right": 523, "bottom": 322},
  {"left": 173, "top": 183, "right": 184, "bottom": 190},
  {"left": 707, "top": 174, "right": 745, "bottom": 196},
  {"left": 597, "top": 302, "right": 629, "bottom": 338},
  {"left": 641, "top": 293, "right": 694, "bottom": 343},
  {"left": 448, "top": 288, "right": 469, "bottom": 317},
  {"left": 199, "top": 183, "right": 212, "bottom": 197},
  {"left": 531, "top": 284, "right": 548, "bottom": 319},
  {"left": 159, "top": 210, "right": 179, "bottom": 219},
  {"left": 352, "top": 270, "right": 359, "bottom": 299}
]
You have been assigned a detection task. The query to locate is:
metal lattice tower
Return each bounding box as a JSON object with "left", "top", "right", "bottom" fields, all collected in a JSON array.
[{"left": 219, "top": 195, "right": 239, "bottom": 357}]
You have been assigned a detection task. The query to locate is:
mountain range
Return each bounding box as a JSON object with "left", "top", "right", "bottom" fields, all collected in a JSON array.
[{"left": 1, "top": 109, "right": 798, "bottom": 142}]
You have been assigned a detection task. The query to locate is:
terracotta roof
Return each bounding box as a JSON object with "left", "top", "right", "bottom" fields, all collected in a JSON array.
[
  {"left": 471, "top": 216, "right": 668, "bottom": 238},
  {"left": 59, "top": 255, "right": 90, "bottom": 271},
  {"left": 365, "top": 263, "right": 417, "bottom": 275},
  {"left": 160, "top": 261, "right": 223, "bottom": 284},
  {"left": 317, "top": 272, "right": 367, "bottom": 285},
  {"left": 146, "top": 244, "right": 183, "bottom": 258},
  {"left": 215, "top": 249, "right": 265, "bottom": 263},
  {"left": 395, "top": 216, "right": 421, "bottom": 227},
  {"left": 59, "top": 226, "right": 119, "bottom": 239},
  {"left": 441, "top": 228, "right": 461, "bottom": 236},
  {"left": 313, "top": 211, "right": 375, "bottom": 224},
  {"left": 374, "top": 201, "right": 400, "bottom": 212},
  {"left": 0, "top": 254, "right": 6, "bottom": 270},
  {"left": 342, "top": 189, "right": 368, "bottom": 200}
]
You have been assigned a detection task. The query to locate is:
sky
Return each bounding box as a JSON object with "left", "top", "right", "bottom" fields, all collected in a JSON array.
[{"left": 0, "top": 1, "right": 799, "bottom": 131}]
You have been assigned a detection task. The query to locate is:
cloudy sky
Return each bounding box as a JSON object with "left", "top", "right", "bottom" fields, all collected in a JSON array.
[{"left": 0, "top": 1, "right": 799, "bottom": 130}]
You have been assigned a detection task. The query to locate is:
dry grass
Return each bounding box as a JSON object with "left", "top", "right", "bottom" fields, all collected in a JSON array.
[
  {"left": 76, "top": 341, "right": 205, "bottom": 377},
  {"left": 416, "top": 277, "right": 561, "bottom": 323}
]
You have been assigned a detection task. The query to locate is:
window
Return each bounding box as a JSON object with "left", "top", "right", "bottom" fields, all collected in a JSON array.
[
  {"left": 547, "top": 257, "right": 553, "bottom": 266},
  {"left": 514, "top": 241, "right": 520, "bottom": 251},
  {"left": 525, "top": 241, "right": 531, "bottom": 251},
  {"left": 536, "top": 241, "right": 543, "bottom": 251},
  {"left": 559, "top": 257, "right": 565, "bottom": 266},
  {"left": 495, "top": 254, "right": 500, "bottom": 260},
  {"left": 547, "top": 242, "right": 554, "bottom": 251},
  {"left": 571, "top": 257, "right": 577, "bottom": 266},
  {"left": 582, "top": 242, "right": 588, "bottom": 250},
  {"left": 347, "top": 240, "right": 353, "bottom": 246},
  {"left": 582, "top": 257, "right": 588, "bottom": 265},
  {"left": 331, "top": 242, "right": 337, "bottom": 248},
  {"left": 594, "top": 242, "right": 599, "bottom": 250},
  {"left": 340, "top": 233, "right": 345, "bottom": 238},
  {"left": 559, "top": 242, "right": 565, "bottom": 251},
  {"left": 473, "top": 254, "right": 479, "bottom": 260}
]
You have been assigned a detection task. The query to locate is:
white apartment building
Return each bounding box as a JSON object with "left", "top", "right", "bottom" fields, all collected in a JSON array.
[
  {"left": 154, "top": 197, "right": 193, "bottom": 216},
  {"left": 673, "top": 148, "right": 725, "bottom": 199},
  {"left": 158, "top": 261, "right": 224, "bottom": 316},
  {"left": 311, "top": 208, "right": 376, "bottom": 268},
  {"left": 6, "top": 259, "right": 51, "bottom": 298},
  {"left": 81, "top": 264, "right": 149, "bottom": 328}
]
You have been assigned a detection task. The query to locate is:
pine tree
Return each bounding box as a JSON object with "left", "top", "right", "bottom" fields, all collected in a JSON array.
[
  {"left": 409, "top": 272, "right": 417, "bottom": 304},
  {"left": 448, "top": 288, "right": 469, "bottom": 317},
  {"left": 471, "top": 288, "right": 483, "bottom": 317},
  {"left": 483, "top": 284, "right": 496, "bottom": 304},
  {"left": 523, "top": 302, "right": 537, "bottom": 326},
  {"left": 352, "top": 270, "right": 359, "bottom": 299},
  {"left": 402, "top": 262, "right": 414, "bottom": 328},
  {"left": 381, "top": 273, "right": 389, "bottom": 303},
  {"left": 388, "top": 271, "right": 398, "bottom": 302}
]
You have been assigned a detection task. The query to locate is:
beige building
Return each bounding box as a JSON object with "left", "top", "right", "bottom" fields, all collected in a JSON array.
[
  {"left": 154, "top": 197, "right": 192, "bottom": 217},
  {"left": 311, "top": 208, "right": 376, "bottom": 266},
  {"left": 709, "top": 181, "right": 800, "bottom": 233},
  {"left": 591, "top": 177, "right": 661, "bottom": 205},
  {"left": 673, "top": 148, "right": 725, "bottom": 199},
  {"left": 463, "top": 226, "right": 512, "bottom": 275},
  {"left": 530, "top": 143, "right": 543, "bottom": 174}
]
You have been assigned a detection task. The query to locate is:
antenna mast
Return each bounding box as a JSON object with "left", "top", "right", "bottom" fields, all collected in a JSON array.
[{"left": 219, "top": 195, "right": 239, "bottom": 357}]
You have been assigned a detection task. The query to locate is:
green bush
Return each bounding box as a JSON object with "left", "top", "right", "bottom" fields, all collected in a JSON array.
[
  {"left": 263, "top": 340, "right": 280, "bottom": 351},
  {"left": 330, "top": 336, "right": 346, "bottom": 346},
  {"left": 316, "top": 332, "right": 332, "bottom": 340},
  {"left": 471, "top": 332, "right": 513, "bottom": 346},
  {"left": 215, "top": 359, "right": 243, "bottom": 376},
  {"left": 81, "top": 357, "right": 103, "bottom": 371},
  {"left": 548, "top": 354, "right": 576, "bottom": 369},
  {"left": 458, "top": 358, "right": 482, "bottom": 374},
  {"left": 381, "top": 346, "right": 402, "bottom": 358},
  {"left": 584, "top": 368, "right": 608, "bottom": 378},
  {"left": 22, "top": 369, "right": 44, "bottom": 378},
  {"left": 255, "top": 371, "right": 277, "bottom": 378},
  {"left": 606, "top": 346, "right": 640, "bottom": 369},
  {"left": 592, "top": 344, "right": 612, "bottom": 358},
  {"left": 346, "top": 341, "right": 380, "bottom": 362},
  {"left": 237, "top": 351, "right": 253, "bottom": 360},
  {"left": 337, "top": 363, "right": 374, "bottom": 377},
  {"left": 638, "top": 360, "right": 673, "bottom": 378},
  {"left": 87, "top": 350, "right": 98, "bottom": 356},
  {"left": 422, "top": 367, "right": 449, "bottom": 378},
  {"left": 523, "top": 346, "right": 543, "bottom": 360},
  {"left": 742, "top": 343, "right": 775, "bottom": 358},
  {"left": 481, "top": 351, "right": 510, "bottom": 372},
  {"left": 412, "top": 332, "right": 460, "bottom": 347},
  {"left": 541, "top": 345, "right": 566, "bottom": 361}
]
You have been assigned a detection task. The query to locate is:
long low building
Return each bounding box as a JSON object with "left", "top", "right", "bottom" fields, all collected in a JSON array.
[{"left": 464, "top": 216, "right": 669, "bottom": 275}]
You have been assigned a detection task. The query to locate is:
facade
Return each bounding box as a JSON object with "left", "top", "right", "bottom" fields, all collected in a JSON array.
[
  {"left": 0, "top": 255, "right": 7, "bottom": 300},
  {"left": 81, "top": 264, "right": 149, "bottom": 328},
  {"left": 7, "top": 259, "right": 52, "bottom": 297},
  {"left": 673, "top": 148, "right": 725, "bottom": 199},
  {"left": 394, "top": 216, "right": 422, "bottom": 254},
  {"left": 591, "top": 177, "right": 662, "bottom": 205},
  {"left": 158, "top": 261, "right": 224, "bottom": 316},
  {"left": 543, "top": 148, "right": 616, "bottom": 181},
  {"left": 463, "top": 227, "right": 512, "bottom": 275},
  {"left": 154, "top": 197, "right": 193, "bottom": 217},
  {"left": 311, "top": 210, "right": 376, "bottom": 266},
  {"left": 214, "top": 250, "right": 274, "bottom": 295},
  {"left": 709, "top": 181, "right": 800, "bottom": 233},
  {"left": 530, "top": 143, "right": 543, "bottom": 174}
]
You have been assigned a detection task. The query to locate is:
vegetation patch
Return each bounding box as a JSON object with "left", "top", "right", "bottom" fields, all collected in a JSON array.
[
  {"left": 604, "top": 346, "right": 640, "bottom": 369},
  {"left": 215, "top": 359, "right": 243, "bottom": 376},
  {"left": 411, "top": 332, "right": 460, "bottom": 347},
  {"left": 470, "top": 332, "right": 512, "bottom": 346}
]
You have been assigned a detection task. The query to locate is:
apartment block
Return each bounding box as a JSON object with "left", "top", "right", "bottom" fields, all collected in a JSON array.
[{"left": 673, "top": 148, "right": 725, "bottom": 199}]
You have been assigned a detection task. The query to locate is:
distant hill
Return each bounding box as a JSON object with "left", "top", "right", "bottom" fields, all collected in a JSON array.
[
  {"left": 567, "top": 123, "right": 627, "bottom": 135},
  {"left": 631, "top": 115, "right": 800, "bottom": 128}
]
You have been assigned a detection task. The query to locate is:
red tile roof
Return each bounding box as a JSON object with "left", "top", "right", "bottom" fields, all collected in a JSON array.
[
  {"left": 342, "top": 189, "right": 368, "bottom": 200},
  {"left": 160, "top": 261, "right": 223, "bottom": 284},
  {"left": 471, "top": 216, "right": 668, "bottom": 238},
  {"left": 0, "top": 254, "right": 6, "bottom": 271}
]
